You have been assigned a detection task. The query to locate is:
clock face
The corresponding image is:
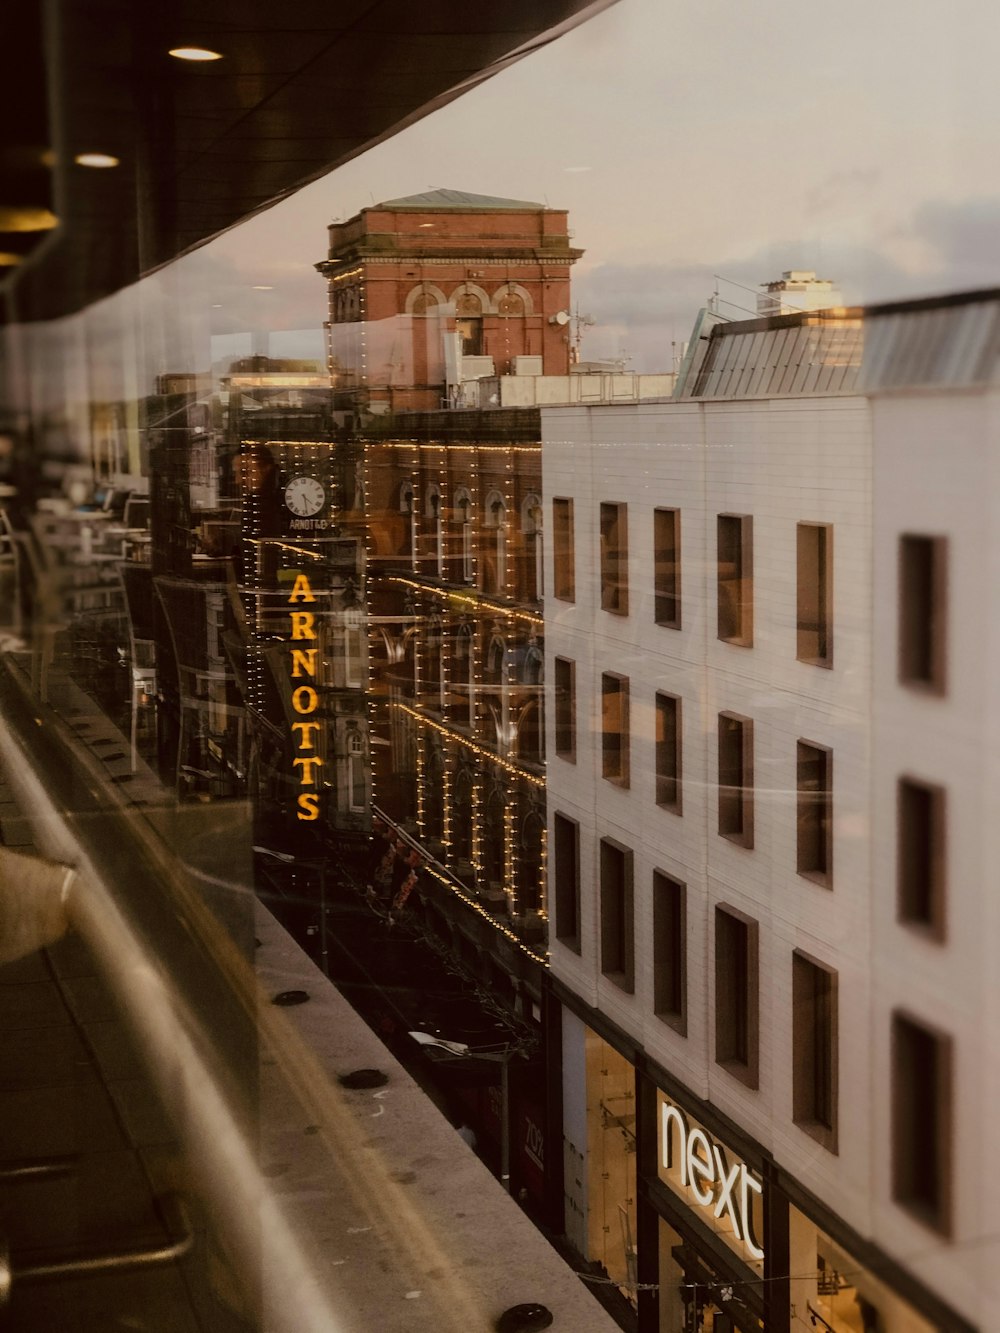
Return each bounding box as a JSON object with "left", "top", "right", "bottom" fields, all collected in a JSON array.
[{"left": 284, "top": 475, "right": 326, "bottom": 517}]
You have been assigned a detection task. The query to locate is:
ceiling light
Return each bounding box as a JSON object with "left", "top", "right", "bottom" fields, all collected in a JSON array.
[
  {"left": 0, "top": 206, "right": 58, "bottom": 231},
  {"left": 0, "top": 253, "right": 23, "bottom": 267},
  {"left": 252, "top": 285, "right": 273, "bottom": 290},
  {"left": 169, "top": 46, "right": 223, "bottom": 62},
  {"left": 74, "top": 153, "right": 119, "bottom": 169}
]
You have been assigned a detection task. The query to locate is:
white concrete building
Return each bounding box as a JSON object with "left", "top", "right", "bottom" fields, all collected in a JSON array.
[{"left": 541, "top": 291, "right": 1000, "bottom": 1333}]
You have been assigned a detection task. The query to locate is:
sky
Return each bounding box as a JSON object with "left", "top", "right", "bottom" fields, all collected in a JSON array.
[{"left": 174, "top": 0, "right": 1000, "bottom": 372}]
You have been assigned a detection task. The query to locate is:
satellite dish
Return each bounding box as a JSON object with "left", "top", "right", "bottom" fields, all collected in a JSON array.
[{"left": 549, "top": 310, "right": 570, "bottom": 326}]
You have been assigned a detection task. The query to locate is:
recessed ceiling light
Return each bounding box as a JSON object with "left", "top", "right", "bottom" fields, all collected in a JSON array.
[
  {"left": 169, "top": 46, "right": 223, "bottom": 62},
  {"left": 75, "top": 153, "right": 119, "bottom": 169},
  {"left": 252, "top": 285, "right": 273, "bottom": 290},
  {"left": 0, "top": 206, "right": 58, "bottom": 230}
]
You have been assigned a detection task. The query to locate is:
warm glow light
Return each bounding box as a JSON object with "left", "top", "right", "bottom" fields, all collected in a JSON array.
[
  {"left": 74, "top": 153, "right": 119, "bottom": 170},
  {"left": 0, "top": 253, "right": 22, "bottom": 267},
  {"left": 0, "top": 206, "right": 58, "bottom": 230},
  {"left": 168, "top": 46, "right": 223, "bottom": 61},
  {"left": 252, "top": 284, "right": 273, "bottom": 290}
]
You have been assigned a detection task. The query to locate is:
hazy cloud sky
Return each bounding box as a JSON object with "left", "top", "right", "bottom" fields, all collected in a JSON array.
[{"left": 168, "top": 0, "right": 1000, "bottom": 372}]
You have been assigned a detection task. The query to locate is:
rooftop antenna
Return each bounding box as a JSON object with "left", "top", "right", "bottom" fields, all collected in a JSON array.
[{"left": 570, "top": 304, "right": 595, "bottom": 363}]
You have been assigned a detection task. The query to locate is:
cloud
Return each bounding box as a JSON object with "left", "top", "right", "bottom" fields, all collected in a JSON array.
[{"left": 572, "top": 198, "right": 1000, "bottom": 371}]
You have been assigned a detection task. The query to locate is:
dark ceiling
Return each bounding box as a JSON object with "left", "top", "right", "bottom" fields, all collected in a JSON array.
[{"left": 2, "top": 0, "right": 613, "bottom": 324}]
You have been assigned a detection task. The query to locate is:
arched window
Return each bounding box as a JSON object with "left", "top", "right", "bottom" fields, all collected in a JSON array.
[
  {"left": 453, "top": 622, "right": 474, "bottom": 728},
  {"left": 424, "top": 739, "right": 444, "bottom": 843},
  {"left": 496, "top": 291, "right": 525, "bottom": 317},
  {"left": 483, "top": 787, "right": 506, "bottom": 892},
  {"left": 455, "top": 293, "right": 483, "bottom": 355},
  {"left": 452, "top": 765, "right": 473, "bottom": 865},
  {"left": 521, "top": 492, "right": 543, "bottom": 601},
  {"left": 483, "top": 490, "right": 507, "bottom": 593},
  {"left": 516, "top": 699, "right": 543, "bottom": 765},
  {"left": 518, "top": 808, "right": 544, "bottom": 913},
  {"left": 347, "top": 729, "right": 367, "bottom": 812},
  {"left": 425, "top": 484, "right": 443, "bottom": 577},
  {"left": 454, "top": 487, "right": 473, "bottom": 582},
  {"left": 412, "top": 292, "right": 437, "bottom": 315}
]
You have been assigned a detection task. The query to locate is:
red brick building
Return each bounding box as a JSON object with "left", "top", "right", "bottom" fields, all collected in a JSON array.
[{"left": 316, "top": 189, "right": 583, "bottom": 414}]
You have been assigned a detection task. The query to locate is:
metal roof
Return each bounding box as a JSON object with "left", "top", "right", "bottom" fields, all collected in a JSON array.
[
  {"left": 674, "top": 286, "right": 1000, "bottom": 400},
  {"left": 376, "top": 189, "right": 547, "bottom": 210}
]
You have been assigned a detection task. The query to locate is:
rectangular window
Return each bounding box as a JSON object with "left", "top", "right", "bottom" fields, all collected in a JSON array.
[
  {"left": 654, "top": 507, "right": 681, "bottom": 628},
  {"left": 898, "top": 777, "right": 946, "bottom": 938},
  {"left": 602, "top": 672, "right": 630, "bottom": 787},
  {"left": 554, "top": 657, "right": 576, "bottom": 762},
  {"left": 715, "top": 905, "right": 759, "bottom": 1088},
  {"left": 892, "top": 1012, "right": 952, "bottom": 1235},
  {"left": 797, "top": 522, "right": 833, "bottom": 666},
  {"left": 553, "top": 812, "right": 581, "bottom": 953},
  {"left": 600, "top": 501, "right": 629, "bottom": 615},
  {"left": 552, "top": 498, "right": 575, "bottom": 602},
  {"left": 718, "top": 712, "right": 753, "bottom": 848},
  {"left": 653, "top": 871, "right": 686, "bottom": 1033},
  {"left": 655, "top": 692, "right": 682, "bottom": 812},
  {"left": 797, "top": 741, "right": 832, "bottom": 887},
  {"left": 792, "top": 951, "right": 838, "bottom": 1150},
  {"left": 718, "top": 514, "right": 753, "bottom": 645},
  {"left": 600, "top": 838, "right": 634, "bottom": 992},
  {"left": 899, "top": 534, "right": 947, "bottom": 692}
]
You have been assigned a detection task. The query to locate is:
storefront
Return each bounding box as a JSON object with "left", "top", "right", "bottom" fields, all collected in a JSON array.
[{"left": 648, "top": 1088, "right": 767, "bottom": 1333}]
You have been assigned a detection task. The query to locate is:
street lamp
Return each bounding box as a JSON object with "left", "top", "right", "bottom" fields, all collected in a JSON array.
[
  {"left": 253, "top": 845, "right": 328, "bottom": 976},
  {"left": 408, "top": 1030, "right": 517, "bottom": 1193}
]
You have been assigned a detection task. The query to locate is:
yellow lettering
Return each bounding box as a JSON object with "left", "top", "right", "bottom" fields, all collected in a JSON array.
[
  {"left": 293, "top": 756, "right": 324, "bottom": 785},
  {"left": 291, "top": 721, "right": 321, "bottom": 749},
  {"left": 289, "top": 611, "right": 316, "bottom": 640},
  {"left": 288, "top": 573, "right": 316, "bottom": 603},
  {"left": 297, "top": 793, "right": 320, "bottom": 821},
  {"left": 290, "top": 648, "right": 318, "bottom": 678},
  {"left": 292, "top": 686, "right": 319, "bottom": 714}
]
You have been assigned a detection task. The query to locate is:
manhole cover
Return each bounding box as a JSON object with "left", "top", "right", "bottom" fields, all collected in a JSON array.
[{"left": 495, "top": 1304, "right": 553, "bottom": 1333}]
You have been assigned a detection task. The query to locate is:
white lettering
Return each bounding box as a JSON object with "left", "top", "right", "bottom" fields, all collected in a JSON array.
[
  {"left": 661, "top": 1102, "right": 688, "bottom": 1184},
  {"left": 658, "top": 1097, "right": 765, "bottom": 1264},
  {"left": 686, "top": 1128, "right": 715, "bottom": 1207},
  {"left": 712, "top": 1146, "right": 743, "bottom": 1240},
  {"left": 741, "top": 1171, "right": 765, "bottom": 1261}
]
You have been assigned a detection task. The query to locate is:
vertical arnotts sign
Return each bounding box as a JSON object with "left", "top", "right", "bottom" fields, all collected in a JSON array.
[{"left": 287, "top": 571, "right": 324, "bottom": 820}]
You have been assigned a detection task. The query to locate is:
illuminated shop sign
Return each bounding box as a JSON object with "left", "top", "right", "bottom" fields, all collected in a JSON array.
[
  {"left": 659, "top": 1097, "right": 765, "bottom": 1264},
  {"left": 287, "top": 572, "right": 323, "bottom": 821}
]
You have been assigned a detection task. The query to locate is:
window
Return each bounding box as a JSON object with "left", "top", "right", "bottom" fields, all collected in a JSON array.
[
  {"left": 554, "top": 657, "right": 576, "bottom": 762},
  {"left": 714, "top": 906, "right": 759, "bottom": 1087},
  {"left": 552, "top": 497, "right": 575, "bottom": 601},
  {"left": 653, "top": 871, "right": 686, "bottom": 1033},
  {"left": 718, "top": 514, "right": 753, "bottom": 645},
  {"left": 655, "top": 692, "right": 682, "bottom": 812},
  {"left": 348, "top": 731, "right": 367, "bottom": 812},
  {"left": 797, "top": 741, "right": 832, "bottom": 887},
  {"left": 792, "top": 951, "right": 838, "bottom": 1150},
  {"left": 654, "top": 507, "right": 681, "bottom": 628},
  {"left": 718, "top": 712, "right": 753, "bottom": 847},
  {"left": 897, "top": 777, "right": 946, "bottom": 937},
  {"left": 602, "top": 672, "right": 630, "bottom": 787},
  {"left": 600, "top": 838, "right": 634, "bottom": 992},
  {"left": 797, "top": 522, "right": 832, "bottom": 666},
  {"left": 600, "top": 501, "right": 629, "bottom": 615},
  {"left": 899, "top": 534, "right": 947, "bottom": 692},
  {"left": 553, "top": 812, "right": 581, "bottom": 952},
  {"left": 892, "top": 1012, "right": 952, "bottom": 1235}
]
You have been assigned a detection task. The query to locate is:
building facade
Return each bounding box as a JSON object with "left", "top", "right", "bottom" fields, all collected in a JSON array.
[
  {"left": 543, "top": 293, "right": 1000, "bottom": 1332},
  {"left": 316, "top": 189, "right": 583, "bottom": 416}
]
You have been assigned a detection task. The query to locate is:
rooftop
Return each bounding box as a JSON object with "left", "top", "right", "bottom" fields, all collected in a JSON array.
[{"left": 374, "top": 189, "right": 548, "bottom": 211}]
